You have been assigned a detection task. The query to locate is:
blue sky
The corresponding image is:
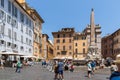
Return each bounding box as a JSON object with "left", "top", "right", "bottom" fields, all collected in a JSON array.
[{"left": 26, "top": 0, "right": 120, "bottom": 40}]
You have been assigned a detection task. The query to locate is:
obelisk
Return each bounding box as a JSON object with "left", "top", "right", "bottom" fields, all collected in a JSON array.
[{"left": 90, "top": 8, "right": 95, "bottom": 47}]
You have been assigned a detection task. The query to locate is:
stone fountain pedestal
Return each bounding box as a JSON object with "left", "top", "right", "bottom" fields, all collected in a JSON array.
[{"left": 86, "top": 46, "right": 101, "bottom": 60}]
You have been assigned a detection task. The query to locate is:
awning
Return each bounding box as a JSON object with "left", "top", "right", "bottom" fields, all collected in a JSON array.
[
  {"left": 53, "top": 56, "right": 60, "bottom": 59},
  {"left": 61, "top": 56, "right": 73, "bottom": 59},
  {"left": 21, "top": 55, "right": 37, "bottom": 58},
  {"left": 66, "top": 56, "right": 73, "bottom": 59},
  {"left": 0, "top": 52, "right": 19, "bottom": 55},
  {"left": 74, "top": 57, "right": 85, "bottom": 60}
]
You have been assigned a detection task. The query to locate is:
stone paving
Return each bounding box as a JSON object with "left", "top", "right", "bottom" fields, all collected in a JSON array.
[{"left": 0, "top": 63, "right": 111, "bottom": 80}]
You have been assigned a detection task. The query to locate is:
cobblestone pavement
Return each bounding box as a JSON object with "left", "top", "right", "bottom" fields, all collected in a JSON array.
[{"left": 0, "top": 63, "right": 110, "bottom": 80}]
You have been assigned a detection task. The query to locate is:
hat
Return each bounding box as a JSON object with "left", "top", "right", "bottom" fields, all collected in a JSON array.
[{"left": 114, "top": 54, "right": 120, "bottom": 63}]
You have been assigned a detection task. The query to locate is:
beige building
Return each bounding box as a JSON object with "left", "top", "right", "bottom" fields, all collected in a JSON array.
[
  {"left": 52, "top": 28, "right": 75, "bottom": 59},
  {"left": 102, "top": 29, "right": 120, "bottom": 60},
  {"left": 42, "top": 34, "right": 54, "bottom": 60},
  {"left": 18, "top": 0, "right": 44, "bottom": 59},
  {"left": 113, "top": 29, "right": 120, "bottom": 59},
  {"left": 73, "top": 33, "right": 88, "bottom": 60},
  {"left": 31, "top": 10, "right": 44, "bottom": 59}
]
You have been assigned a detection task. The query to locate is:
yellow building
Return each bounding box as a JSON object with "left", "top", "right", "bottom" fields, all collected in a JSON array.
[
  {"left": 42, "top": 34, "right": 54, "bottom": 60},
  {"left": 17, "top": 0, "right": 44, "bottom": 59},
  {"left": 73, "top": 33, "right": 88, "bottom": 60},
  {"left": 31, "top": 10, "right": 44, "bottom": 59}
]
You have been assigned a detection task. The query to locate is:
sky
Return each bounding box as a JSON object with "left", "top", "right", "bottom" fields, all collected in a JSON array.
[{"left": 26, "top": 0, "right": 120, "bottom": 40}]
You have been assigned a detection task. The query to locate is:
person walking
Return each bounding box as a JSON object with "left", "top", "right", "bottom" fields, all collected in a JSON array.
[
  {"left": 58, "top": 60, "right": 64, "bottom": 80},
  {"left": 69, "top": 63, "right": 74, "bottom": 72},
  {"left": 91, "top": 60, "right": 96, "bottom": 75},
  {"left": 110, "top": 55, "right": 120, "bottom": 80},
  {"left": 15, "top": 59, "right": 22, "bottom": 73},
  {"left": 87, "top": 61, "right": 92, "bottom": 78},
  {"left": 0, "top": 58, "right": 5, "bottom": 69},
  {"left": 54, "top": 62, "right": 59, "bottom": 80}
]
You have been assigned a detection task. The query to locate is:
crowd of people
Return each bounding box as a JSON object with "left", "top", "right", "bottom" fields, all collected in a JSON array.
[
  {"left": 41, "top": 59, "right": 74, "bottom": 80},
  {"left": 1, "top": 55, "right": 120, "bottom": 80},
  {"left": 0, "top": 56, "right": 35, "bottom": 73}
]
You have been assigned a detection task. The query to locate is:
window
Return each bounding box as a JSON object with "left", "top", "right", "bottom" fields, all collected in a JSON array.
[
  {"left": 14, "top": 32, "right": 17, "bottom": 41},
  {"left": 57, "top": 34, "right": 60, "bottom": 38},
  {"left": 35, "top": 47, "right": 37, "bottom": 53},
  {"left": 8, "top": 29, "right": 11, "bottom": 39},
  {"left": 69, "top": 39, "right": 72, "bottom": 43},
  {"left": 12, "top": 3, "right": 14, "bottom": 16},
  {"left": 74, "top": 36, "right": 78, "bottom": 40},
  {"left": 57, "top": 52, "right": 60, "bottom": 55},
  {"left": 63, "top": 34, "right": 65, "bottom": 38},
  {"left": 39, "top": 37, "right": 42, "bottom": 44},
  {"left": 83, "top": 43, "right": 85, "bottom": 46},
  {"left": 95, "top": 39, "right": 97, "bottom": 43},
  {"left": 20, "top": 46, "right": 24, "bottom": 51},
  {"left": 29, "top": 39, "right": 32, "bottom": 45},
  {"left": 21, "top": 24, "right": 23, "bottom": 32},
  {"left": 7, "top": 15, "right": 11, "bottom": 24},
  {"left": 69, "top": 52, "right": 72, "bottom": 55},
  {"left": 83, "top": 48, "right": 85, "bottom": 53},
  {"left": 7, "top": 42, "right": 11, "bottom": 47},
  {"left": 63, "top": 46, "right": 65, "bottom": 51},
  {"left": 82, "top": 36, "right": 86, "bottom": 40},
  {"left": 63, "top": 39, "right": 65, "bottom": 43},
  {"left": 75, "top": 43, "right": 77, "bottom": 46},
  {"left": 1, "top": 0, "right": 4, "bottom": 8},
  {"left": 69, "top": 34, "right": 72, "bottom": 37},
  {"left": 69, "top": 46, "right": 71, "bottom": 50},
  {"left": 21, "top": 35, "right": 23, "bottom": 43},
  {"left": 8, "top": 0, "right": 11, "bottom": 13},
  {"left": 29, "top": 48, "right": 32, "bottom": 53},
  {"left": 57, "top": 46, "right": 59, "bottom": 50},
  {"left": 12, "top": 19, "right": 17, "bottom": 28},
  {"left": 14, "top": 7, "right": 17, "bottom": 18},
  {"left": 0, "top": 10, "right": 6, "bottom": 21},
  {"left": 26, "top": 38, "right": 28, "bottom": 44},
  {"left": 26, "top": 17, "right": 29, "bottom": 25},
  {"left": 29, "top": 19, "right": 31, "bottom": 27},
  {"left": 29, "top": 30, "right": 32, "bottom": 37},
  {"left": 0, "top": 24, "right": 4, "bottom": 34},
  {"left": 75, "top": 48, "right": 78, "bottom": 53},
  {"left": 61, "top": 51, "right": 66, "bottom": 55},
  {"left": 26, "top": 27, "right": 28, "bottom": 34},
  {"left": 11, "top": 3, "right": 18, "bottom": 18},
  {"left": 20, "top": 12, "right": 24, "bottom": 23},
  {"left": 56, "top": 39, "right": 60, "bottom": 43}
]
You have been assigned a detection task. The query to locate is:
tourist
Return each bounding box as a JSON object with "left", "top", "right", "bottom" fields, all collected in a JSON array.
[
  {"left": 58, "top": 60, "right": 64, "bottom": 80},
  {"left": 87, "top": 61, "right": 92, "bottom": 78},
  {"left": 54, "top": 62, "right": 59, "bottom": 80},
  {"left": 91, "top": 60, "right": 96, "bottom": 74},
  {"left": 110, "top": 55, "right": 120, "bottom": 80},
  {"left": 110, "top": 62, "right": 118, "bottom": 74},
  {"left": 0, "top": 58, "right": 5, "bottom": 69},
  {"left": 69, "top": 63, "right": 74, "bottom": 72},
  {"left": 15, "top": 59, "right": 22, "bottom": 73}
]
